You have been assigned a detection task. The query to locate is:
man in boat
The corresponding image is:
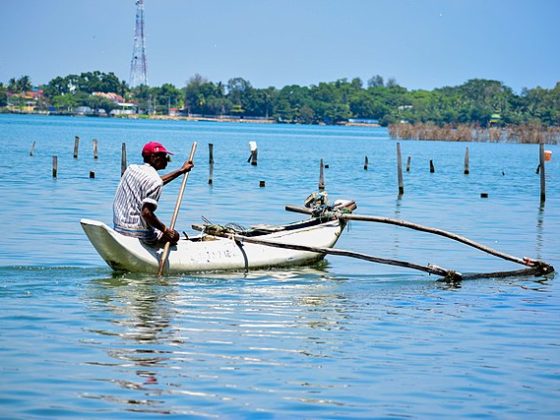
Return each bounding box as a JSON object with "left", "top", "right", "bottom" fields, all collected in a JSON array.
[{"left": 113, "top": 141, "right": 194, "bottom": 245}]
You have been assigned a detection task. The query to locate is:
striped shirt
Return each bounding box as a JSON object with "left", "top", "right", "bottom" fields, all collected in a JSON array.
[{"left": 113, "top": 163, "right": 163, "bottom": 240}]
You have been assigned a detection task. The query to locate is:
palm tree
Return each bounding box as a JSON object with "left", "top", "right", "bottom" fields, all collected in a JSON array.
[
  {"left": 17, "top": 75, "right": 32, "bottom": 93},
  {"left": 7, "top": 78, "right": 17, "bottom": 93}
]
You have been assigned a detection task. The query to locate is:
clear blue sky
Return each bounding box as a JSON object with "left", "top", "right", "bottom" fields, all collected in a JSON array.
[{"left": 1, "top": 0, "right": 558, "bottom": 93}]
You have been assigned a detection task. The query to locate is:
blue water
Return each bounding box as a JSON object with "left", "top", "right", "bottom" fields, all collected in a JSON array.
[{"left": 1, "top": 114, "right": 559, "bottom": 418}]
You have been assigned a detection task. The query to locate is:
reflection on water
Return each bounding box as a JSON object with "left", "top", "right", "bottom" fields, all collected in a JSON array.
[
  {"left": 82, "top": 268, "right": 356, "bottom": 415},
  {"left": 91, "top": 276, "right": 177, "bottom": 344},
  {"left": 392, "top": 197, "right": 402, "bottom": 254},
  {"left": 536, "top": 203, "right": 545, "bottom": 258},
  {"left": 84, "top": 276, "right": 179, "bottom": 412}
]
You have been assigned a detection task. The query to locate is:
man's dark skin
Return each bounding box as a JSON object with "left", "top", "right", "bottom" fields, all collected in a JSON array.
[{"left": 141, "top": 152, "right": 194, "bottom": 244}]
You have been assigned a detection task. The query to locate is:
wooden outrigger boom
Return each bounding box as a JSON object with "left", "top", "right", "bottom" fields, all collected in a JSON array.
[
  {"left": 281, "top": 204, "right": 554, "bottom": 282},
  {"left": 217, "top": 232, "right": 462, "bottom": 281}
]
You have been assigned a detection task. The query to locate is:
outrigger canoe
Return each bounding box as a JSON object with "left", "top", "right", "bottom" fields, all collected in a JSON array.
[{"left": 81, "top": 198, "right": 356, "bottom": 274}]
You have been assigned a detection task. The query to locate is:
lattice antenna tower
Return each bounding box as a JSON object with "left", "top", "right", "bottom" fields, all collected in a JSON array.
[{"left": 129, "top": 0, "right": 148, "bottom": 87}]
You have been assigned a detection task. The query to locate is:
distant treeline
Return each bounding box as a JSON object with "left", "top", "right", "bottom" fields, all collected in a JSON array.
[{"left": 1, "top": 72, "right": 559, "bottom": 128}]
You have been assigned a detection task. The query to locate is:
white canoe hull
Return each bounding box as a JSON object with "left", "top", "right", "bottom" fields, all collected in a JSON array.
[{"left": 80, "top": 217, "right": 346, "bottom": 274}]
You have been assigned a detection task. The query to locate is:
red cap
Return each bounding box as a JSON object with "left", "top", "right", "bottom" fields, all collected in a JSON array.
[{"left": 142, "top": 141, "right": 174, "bottom": 157}]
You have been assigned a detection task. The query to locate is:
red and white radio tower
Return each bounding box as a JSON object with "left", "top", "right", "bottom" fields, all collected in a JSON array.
[{"left": 129, "top": 0, "right": 148, "bottom": 87}]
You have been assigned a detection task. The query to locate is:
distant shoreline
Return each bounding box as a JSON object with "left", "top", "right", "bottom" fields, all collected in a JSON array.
[
  {"left": 0, "top": 110, "right": 381, "bottom": 128},
  {"left": 142, "top": 114, "right": 276, "bottom": 124}
]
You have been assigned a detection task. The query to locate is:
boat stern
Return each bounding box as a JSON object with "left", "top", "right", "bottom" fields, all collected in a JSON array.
[{"left": 80, "top": 219, "right": 160, "bottom": 273}]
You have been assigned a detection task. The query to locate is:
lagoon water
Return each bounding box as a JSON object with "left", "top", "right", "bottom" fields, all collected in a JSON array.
[{"left": 1, "top": 114, "right": 559, "bottom": 418}]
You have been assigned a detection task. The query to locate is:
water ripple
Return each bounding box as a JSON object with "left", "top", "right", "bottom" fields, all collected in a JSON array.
[{"left": 1, "top": 115, "right": 559, "bottom": 417}]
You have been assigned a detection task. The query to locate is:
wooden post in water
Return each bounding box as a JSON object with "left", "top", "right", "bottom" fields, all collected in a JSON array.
[
  {"left": 406, "top": 156, "right": 411, "bottom": 172},
  {"left": 73, "top": 136, "right": 80, "bottom": 159},
  {"left": 29, "top": 141, "right": 36, "bottom": 156},
  {"left": 121, "top": 143, "right": 127, "bottom": 177},
  {"left": 539, "top": 141, "right": 546, "bottom": 202},
  {"left": 208, "top": 143, "right": 214, "bottom": 185},
  {"left": 430, "top": 159, "right": 435, "bottom": 173},
  {"left": 364, "top": 155, "right": 368, "bottom": 170},
  {"left": 52, "top": 156, "right": 58, "bottom": 178},
  {"left": 396, "top": 142, "right": 404, "bottom": 195},
  {"left": 249, "top": 141, "right": 257, "bottom": 166},
  {"left": 93, "top": 139, "right": 98, "bottom": 159},
  {"left": 464, "top": 146, "right": 470, "bottom": 175},
  {"left": 318, "top": 159, "right": 325, "bottom": 192},
  {"left": 251, "top": 149, "right": 257, "bottom": 166}
]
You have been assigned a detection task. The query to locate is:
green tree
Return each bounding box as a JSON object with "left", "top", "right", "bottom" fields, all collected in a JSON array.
[
  {"left": 453, "top": 79, "right": 515, "bottom": 126},
  {"left": 153, "top": 83, "right": 182, "bottom": 114},
  {"left": 227, "top": 77, "right": 254, "bottom": 115},
  {"left": 52, "top": 94, "right": 78, "bottom": 112},
  {"left": 130, "top": 84, "right": 154, "bottom": 113},
  {"left": 7, "top": 78, "right": 18, "bottom": 93},
  {"left": 86, "top": 95, "right": 117, "bottom": 114},
  {"left": 349, "top": 91, "right": 387, "bottom": 120},
  {"left": 184, "top": 74, "right": 228, "bottom": 115},
  {"left": 75, "top": 71, "right": 123, "bottom": 94},
  {"left": 0, "top": 83, "right": 7, "bottom": 107},
  {"left": 6, "top": 75, "right": 32, "bottom": 93},
  {"left": 367, "top": 75, "right": 384, "bottom": 88},
  {"left": 386, "top": 77, "right": 399, "bottom": 88},
  {"left": 243, "top": 87, "right": 277, "bottom": 117},
  {"left": 273, "top": 85, "right": 312, "bottom": 122},
  {"left": 43, "top": 72, "right": 127, "bottom": 100},
  {"left": 521, "top": 83, "right": 560, "bottom": 126},
  {"left": 43, "top": 76, "right": 71, "bottom": 98},
  {"left": 298, "top": 104, "right": 315, "bottom": 124},
  {"left": 17, "top": 75, "right": 32, "bottom": 92}
]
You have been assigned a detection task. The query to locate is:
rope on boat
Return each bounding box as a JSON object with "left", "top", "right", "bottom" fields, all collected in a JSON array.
[{"left": 200, "top": 223, "right": 248, "bottom": 236}]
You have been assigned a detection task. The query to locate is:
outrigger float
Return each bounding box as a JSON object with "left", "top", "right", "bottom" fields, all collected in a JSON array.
[{"left": 81, "top": 191, "right": 554, "bottom": 281}]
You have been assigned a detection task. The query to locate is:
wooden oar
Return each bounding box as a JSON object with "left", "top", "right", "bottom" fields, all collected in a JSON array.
[{"left": 158, "top": 142, "right": 197, "bottom": 276}]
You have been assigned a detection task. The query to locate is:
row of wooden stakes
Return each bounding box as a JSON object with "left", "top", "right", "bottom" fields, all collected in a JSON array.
[
  {"left": 322, "top": 142, "right": 548, "bottom": 203},
  {"left": 39, "top": 137, "right": 127, "bottom": 179},
  {"left": 33, "top": 137, "right": 261, "bottom": 186},
  {"left": 33, "top": 137, "right": 548, "bottom": 202}
]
